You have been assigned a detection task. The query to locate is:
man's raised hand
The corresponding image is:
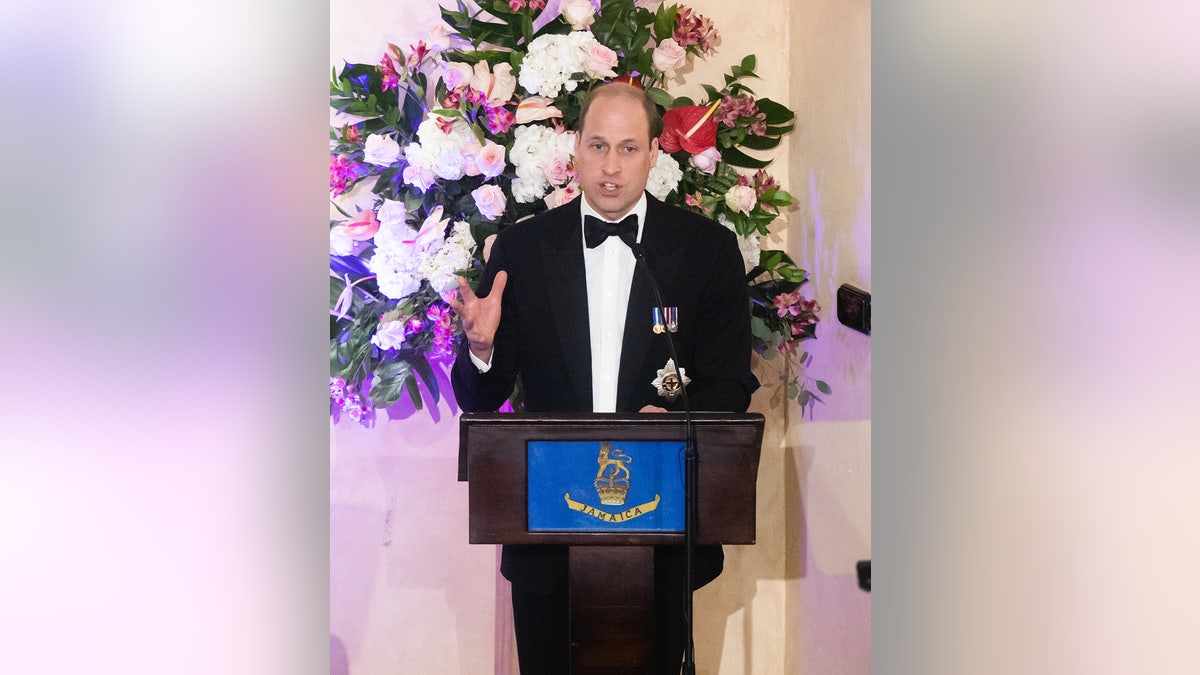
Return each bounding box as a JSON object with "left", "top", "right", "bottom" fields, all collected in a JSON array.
[{"left": 447, "top": 271, "right": 508, "bottom": 363}]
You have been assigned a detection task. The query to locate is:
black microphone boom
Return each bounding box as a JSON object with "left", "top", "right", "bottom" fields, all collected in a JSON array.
[{"left": 630, "top": 243, "right": 699, "bottom": 675}]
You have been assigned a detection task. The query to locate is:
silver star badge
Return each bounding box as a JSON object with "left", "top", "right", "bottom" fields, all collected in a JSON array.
[{"left": 651, "top": 358, "right": 691, "bottom": 402}]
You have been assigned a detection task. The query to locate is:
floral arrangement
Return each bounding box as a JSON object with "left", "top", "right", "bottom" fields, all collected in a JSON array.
[{"left": 329, "top": 0, "right": 828, "bottom": 423}]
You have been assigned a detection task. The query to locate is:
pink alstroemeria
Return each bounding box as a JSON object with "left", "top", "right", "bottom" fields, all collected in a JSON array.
[
  {"left": 379, "top": 44, "right": 404, "bottom": 91},
  {"left": 486, "top": 106, "right": 516, "bottom": 135},
  {"left": 673, "top": 6, "right": 719, "bottom": 55},
  {"left": 406, "top": 41, "right": 430, "bottom": 68}
]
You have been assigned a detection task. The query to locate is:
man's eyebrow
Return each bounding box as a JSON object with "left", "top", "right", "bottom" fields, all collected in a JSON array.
[{"left": 583, "top": 133, "right": 642, "bottom": 145}]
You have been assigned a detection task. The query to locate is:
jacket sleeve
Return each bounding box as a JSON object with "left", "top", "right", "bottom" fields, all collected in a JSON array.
[
  {"left": 449, "top": 234, "right": 520, "bottom": 412},
  {"left": 685, "top": 227, "right": 759, "bottom": 412}
]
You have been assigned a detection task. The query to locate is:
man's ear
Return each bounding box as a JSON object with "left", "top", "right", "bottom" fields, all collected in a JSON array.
[{"left": 650, "top": 137, "right": 659, "bottom": 162}]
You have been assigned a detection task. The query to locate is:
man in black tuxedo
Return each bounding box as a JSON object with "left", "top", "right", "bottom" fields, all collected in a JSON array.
[{"left": 449, "top": 82, "right": 758, "bottom": 674}]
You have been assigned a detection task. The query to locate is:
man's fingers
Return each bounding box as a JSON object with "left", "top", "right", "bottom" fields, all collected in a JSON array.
[{"left": 489, "top": 270, "right": 509, "bottom": 300}]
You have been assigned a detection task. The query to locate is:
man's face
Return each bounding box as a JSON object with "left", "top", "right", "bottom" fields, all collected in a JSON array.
[{"left": 574, "top": 93, "right": 659, "bottom": 221}]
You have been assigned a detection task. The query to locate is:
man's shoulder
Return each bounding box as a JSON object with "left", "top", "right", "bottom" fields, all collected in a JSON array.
[
  {"left": 647, "top": 195, "right": 735, "bottom": 244},
  {"left": 496, "top": 201, "right": 578, "bottom": 246}
]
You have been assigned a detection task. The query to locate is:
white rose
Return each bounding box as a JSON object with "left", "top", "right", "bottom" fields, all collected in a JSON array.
[
  {"left": 371, "top": 320, "right": 408, "bottom": 351},
  {"left": 362, "top": 133, "right": 400, "bottom": 167},
  {"left": 561, "top": 0, "right": 596, "bottom": 30},
  {"left": 377, "top": 199, "right": 408, "bottom": 232},
  {"left": 329, "top": 226, "right": 355, "bottom": 255},
  {"left": 725, "top": 184, "right": 758, "bottom": 215},
  {"left": 689, "top": 146, "right": 721, "bottom": 174}
]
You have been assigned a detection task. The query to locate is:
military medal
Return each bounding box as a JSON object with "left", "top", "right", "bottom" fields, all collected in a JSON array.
[
  {"left": 652, "top": 358, "right": 691, "bottom": 402},
  {"left": 664, "top": 306, "right": 678, "bottom": 333},
  {"left": 651, "top": 306, "right": 678, "bottom": 334}
]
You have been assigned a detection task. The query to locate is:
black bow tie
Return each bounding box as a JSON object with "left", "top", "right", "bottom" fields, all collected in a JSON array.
[{"left": 584, "top": 214, "right": 638, "bottom": 249}]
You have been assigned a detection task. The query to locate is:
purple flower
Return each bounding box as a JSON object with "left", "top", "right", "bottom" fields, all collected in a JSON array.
[
  {"left": 343, "top": 394, "right": 367, "bottom": 423},
  {"left": 330, "top": 376, "right": 347, "bottom": 404},
  {"left": 329, "top": 155, "right": 359, "bottom": 197},
  {"left": 486, "top": 106, "right": 516, "bottom": 135}
]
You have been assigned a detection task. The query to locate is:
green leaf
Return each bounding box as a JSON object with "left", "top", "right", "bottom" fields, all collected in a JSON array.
[
  {"left": 654, "top": 4, "right": 678, "bottom": 40},
  {"left": 816, "top": 380, "right": 832, "bottom": 395},
  {"left": 720, "top": 145, "right": 772, "bottom": 169},
  {"left": 738, "top": 134, "right": 781, "bottom": 151},
  {"left": 404, "top": 375, "right": 424, "bottom": 410},
  {"left": 411, "top": 354, "right": 442, "bottom": 404},
  {"left": 756, "top": 97, "right": 794, "bottom": 124},
  {"left": 645, "top": 86, "right": 673, "bottom": 108}
]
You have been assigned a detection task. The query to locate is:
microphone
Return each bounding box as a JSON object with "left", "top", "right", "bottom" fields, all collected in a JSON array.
[{"left": 629, "top": 243, "right": 699, "bottom": 675}]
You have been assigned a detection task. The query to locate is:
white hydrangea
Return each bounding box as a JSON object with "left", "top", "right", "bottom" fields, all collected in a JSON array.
[
  {"left": 518, "top": 31, "right": 610, "bottom": 98},
  {"left": 403, "top": 114, "right": 476, "bottom": 183},
  {"left": 646, "top": 150, "right": 683, "bottom": 201},
  {"left": 420, "top": 221, "right": 477, "bottom": 293},
  {"left": 509, "top": 124, "right": 577, "bottom": 203},
  {"left": 368, "top": 240, "right": 423, "bottom": 300},
  {"left": 718, "top": 214, "right": 762, "bottom": 274},
  {"left": 369, "top": 215, "right": 477, "bottom": 299}
]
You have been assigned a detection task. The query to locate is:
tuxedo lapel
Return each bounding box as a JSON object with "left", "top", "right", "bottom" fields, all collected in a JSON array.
[
  {"left": 615, "top": 197, "right": 685, "bottom": 410},
  {"left": 538, "top": 203, "right": 593, "bottom": 410}
]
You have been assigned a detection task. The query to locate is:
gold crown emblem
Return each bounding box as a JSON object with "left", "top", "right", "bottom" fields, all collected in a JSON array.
[{"left": 593, "top": 442, "right": 632, "bottom": 506}]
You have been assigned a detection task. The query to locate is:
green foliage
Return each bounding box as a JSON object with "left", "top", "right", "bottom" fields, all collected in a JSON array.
[{"left": 329, "top": 1, "right": 832, "bottom": 422}]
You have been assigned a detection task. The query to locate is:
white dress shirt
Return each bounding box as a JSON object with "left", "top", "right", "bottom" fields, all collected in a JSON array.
[
  {"left": 580, "top": 194, "right": 647, "bottom": 412},
  {"left": 470, "top": 194, "right": 648, "bottom": 413}
]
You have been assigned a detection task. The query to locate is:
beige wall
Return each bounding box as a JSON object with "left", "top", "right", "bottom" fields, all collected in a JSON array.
[{"left": 329, "top": 1, "right": 871, "bottom": 672}]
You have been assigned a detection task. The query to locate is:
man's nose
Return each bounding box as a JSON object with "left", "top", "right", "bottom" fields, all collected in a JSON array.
[{"left": 601, "top": 149, "right": 619, "bottom": 174}]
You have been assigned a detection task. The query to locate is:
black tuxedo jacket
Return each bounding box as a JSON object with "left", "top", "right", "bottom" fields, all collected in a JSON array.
[{"left": 451, "top": 193, "right": 759, "bottom": 588}]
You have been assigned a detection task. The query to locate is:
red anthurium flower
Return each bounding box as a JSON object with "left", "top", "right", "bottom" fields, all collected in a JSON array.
[
  {"left": 659, "top": 104, "right": 717, "bottom": 155},
  {"left": 609, "top": 74, "right": 644, "bottom": 89}
]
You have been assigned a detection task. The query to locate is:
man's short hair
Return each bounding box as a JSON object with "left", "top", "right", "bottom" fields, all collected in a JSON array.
[{"left": 577, "top": 82, "right": 664, "bottom": 143}]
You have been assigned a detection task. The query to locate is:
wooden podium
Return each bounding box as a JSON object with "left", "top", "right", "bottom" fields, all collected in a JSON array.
[{"left": 458, "top": 412, "right": 764, "bottom": 673}]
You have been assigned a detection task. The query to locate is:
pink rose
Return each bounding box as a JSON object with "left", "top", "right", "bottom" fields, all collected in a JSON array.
[
  {"left": 561, "top": 0, "right": 596, "bottom": 30},
  {"left": 725, "top": 185, "right": 758, "bottom": 215},
  {"left": 542, "top": 155, "right": 570, "bottom": 186},
  {"left": 515, "top": 96, "right": 563, "bottom": 123},
  {"left": 476, "top": 141, "right": 507, "bottom": 179},
  {"left": 402, "top": 163, "right": 437, "bottom": 192},
  {"left": 582, "top": 42, "right": 618, "bottom": 79},
  {"left": 689, "top": 146, "right": 721, "bottom": 174},
  {"left": 472, "top": 184, "right": 508, "bottom": 221},
  {"left": 544, "top": 182, "right": 581, "bottom": 209},
  {"left": 461, "top": 139, "right": 483, "bottom": 176},
  {"left": 651, "top": 38, "right": 687, "bottom": 79}
]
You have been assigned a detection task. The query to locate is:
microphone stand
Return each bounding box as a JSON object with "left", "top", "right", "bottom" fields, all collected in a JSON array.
[{"left": 630, "top": 244, "right": 697, "bottom": 675}]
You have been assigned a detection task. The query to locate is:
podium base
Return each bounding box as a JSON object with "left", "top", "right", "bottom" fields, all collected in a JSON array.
[{"left": 569, "top": 546, "right": 655, "bottom": 674}]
